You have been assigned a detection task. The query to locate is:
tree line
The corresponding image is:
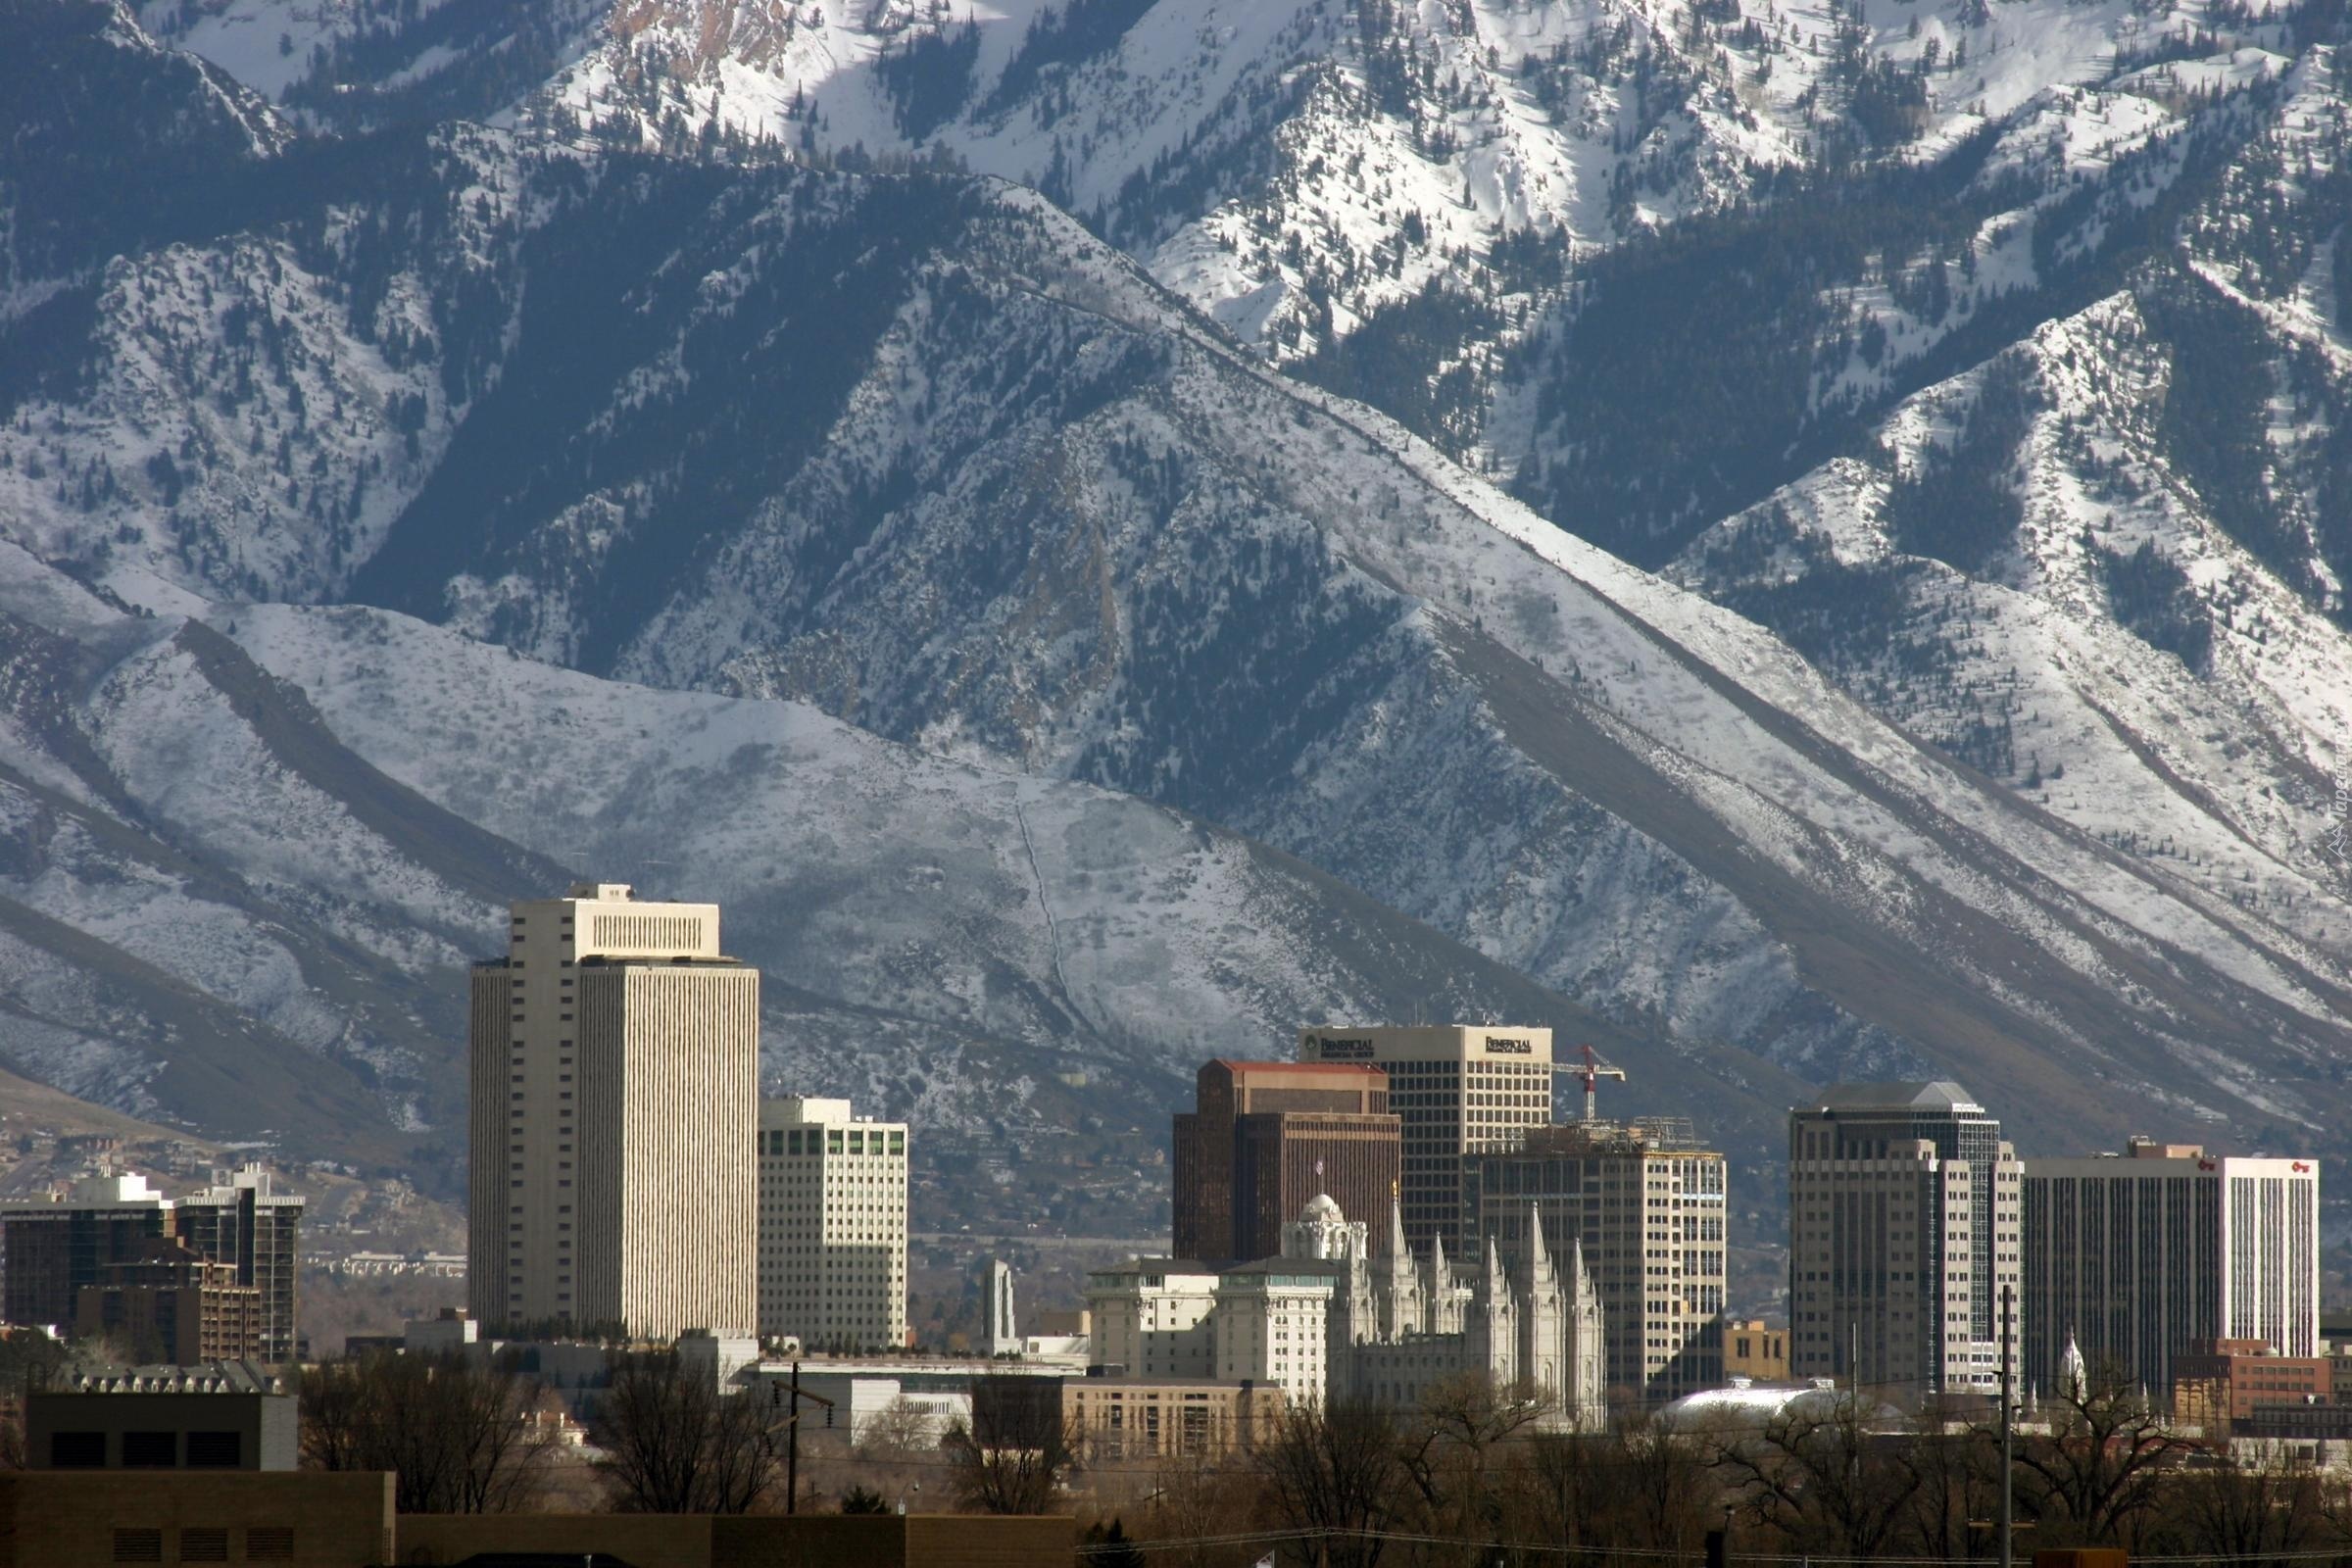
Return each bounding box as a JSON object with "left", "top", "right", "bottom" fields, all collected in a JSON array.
[{"left": 272, "top": 1348, "right": 2352, "bottom": 1568}]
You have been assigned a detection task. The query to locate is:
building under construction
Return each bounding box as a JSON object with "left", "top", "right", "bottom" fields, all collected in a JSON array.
[{"left": 1460, "top": 1117, "right": 1728, "bottom": 1403}]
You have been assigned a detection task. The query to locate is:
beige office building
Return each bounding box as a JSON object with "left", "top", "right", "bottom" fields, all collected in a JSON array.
[
  {"left": 1065, "top": 1378, "right": 1286, "bottom": 1462},
  {"left": 1299, "top": 1025, "right": 1554, "bottom": 1251},
  {"left": 758, "top": 1097, "right": 908, "bottom": 1350},
  {"left": 1462, "top": 1119, "right": 1728, "bottom": 1401},
  {"left": 1788, "top": 1083, "right": 2022, "bottom": 1399},
  {"left": 468, "top": 884, "right": 759, "bottom": 1337}
]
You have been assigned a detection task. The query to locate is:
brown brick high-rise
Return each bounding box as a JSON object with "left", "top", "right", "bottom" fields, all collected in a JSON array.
[{"left": 1173, "top": 1061, "right": 1399, "bottom": 1263}]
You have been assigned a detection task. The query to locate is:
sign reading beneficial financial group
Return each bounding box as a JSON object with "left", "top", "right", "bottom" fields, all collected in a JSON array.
[
  {"left": 1483, "top": 1036, "right": 1533, "bottom": 1055},
  {"left": 1307, "top": 1036, "right": 1376, "bottom": 1059}
]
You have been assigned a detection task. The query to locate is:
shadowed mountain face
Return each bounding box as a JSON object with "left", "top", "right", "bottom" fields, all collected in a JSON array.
[{"left": 3, "top": 4, "right": 2349, "bottom": 1242}]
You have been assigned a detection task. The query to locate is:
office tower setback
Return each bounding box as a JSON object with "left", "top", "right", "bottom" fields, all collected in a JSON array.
[
  {"left": 468, "top": 884, "right": 759, "bottom": 1338},
  {"left": 1173, "top": 1060, "right": 1401, "bottom": 1262},
  {"left": 1788, "top": 1082, "right": 2022, "bottom": 1397},
  {"left": 1299, "top": 1026, "right": 1554, "bottom": 1252},
  {"left": 74, "top": 1241, "right": 267, "bottom": 1365},
  {"left": 172, "top": 1165, "right": 303, "bottom": 1364},
  {"left": 2024, "top": 1138, "right": 2320, "bottom": 1397},
  {"left": 1461, "top": 1118, "right": 1728, "bottom": 1400},
  {"left": 757, "top": 1097, "right": 908, "bottom": 1350}
]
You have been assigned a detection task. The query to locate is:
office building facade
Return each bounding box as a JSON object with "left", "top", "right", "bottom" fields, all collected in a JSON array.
[
  {"left": 757, "top": 1097, "right": 908, "bottom": 1350},
  {"left": 2024, "top": 1138, "right": 2319, "bottom": 1397},
  {"left": 1722, "top": 1319, "right": 1790, "bottom": 1381},
  {"left": 1064, "top": 1377, "right": 1286, "bottom": 1461},
  {"left": 1462, "top": 1119, "right": 1728, "bottom": 1401},
  {"left": 0, "top": 1174, "right": 172, "bottom": 1331},
  {"left": 74, "top": 1241, "right": 267, "bottom": 1365},
  {"left": 1172, "top": 1060, "right": 1400, "bottom": 1262},
  {"left": 468, "top": 883, "right": 759, "bottom": 1337},
  {"left": 1086, "top": 1263, "right": 1224, "bottom": 1381},
  {"left": 1788, "top": 1082, "right": 2022, "bottom": 1398},
  {"left": 172, "top": 1165, "right": 303, "bottom": 1364},
  {"left": 1298, "top": 1025, "right": 1554, "bottom": 1252},
  {"left": 3, "top": 1170, "right": 302, "bottom": 1363}
]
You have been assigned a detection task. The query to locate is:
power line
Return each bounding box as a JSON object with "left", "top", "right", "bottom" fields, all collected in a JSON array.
[{"left": 1078, "top": 1529, "right": 2352, "bottom": 1566}]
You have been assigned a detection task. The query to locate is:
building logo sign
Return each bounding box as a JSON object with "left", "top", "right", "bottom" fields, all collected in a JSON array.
[
  {"left": 1307, "top": 1036, "right": 1376, "bottom": 1059},
  {"left": 1483, "top": 1037, "right": 1533, "bottom": 1055}
]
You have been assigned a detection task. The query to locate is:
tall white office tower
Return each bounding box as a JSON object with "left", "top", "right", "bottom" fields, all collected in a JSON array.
[
  {"left": 2024, "top": 1138, "right": 2320, "bottom": 1396},
  {"left": 467, "top": 884, "right": 759, "bottom": 1338},
  {"left": 1788, "top": 1082, "right": 2023, "bottom": 1398},
  {"left": 757, "top": 1097, "right": 909, "bottom": 1351},
  {"left": 1298, "top": 1025, "right": 1555, "bottom": 1252}
]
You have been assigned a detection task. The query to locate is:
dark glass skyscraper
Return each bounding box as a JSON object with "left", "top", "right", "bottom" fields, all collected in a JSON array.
[{"left": 1172, "top": 1060, "right": 1399, "bottom": 1262}]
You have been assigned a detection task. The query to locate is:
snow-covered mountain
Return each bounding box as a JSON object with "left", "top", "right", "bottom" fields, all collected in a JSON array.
[
  {"left": 2, "top": 536, "right": 1679, "bottom": 1228},
  {"left": 9, "top": 0, "right": 2352, "bottom": 1240}
]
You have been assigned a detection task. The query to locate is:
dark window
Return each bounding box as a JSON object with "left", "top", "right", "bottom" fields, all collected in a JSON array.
[
  {"left": 122, "top": 1430, "right": 176, "bottom": 1467},
  {"left": 185, "top": 1430, "right": 242, "bottom": 1468},
  {"left": 245, "top": 1528, "right": 295, "bottom": 1561},
  {"left": 49, "top": 1430, "right": 106, "bottom": 1467},
  {"left": 112, "top": 1529, "right": 163, "bottom": 1563},
  {"left": 178, "top": 1527, "right": 229, "bottom": 1562}
]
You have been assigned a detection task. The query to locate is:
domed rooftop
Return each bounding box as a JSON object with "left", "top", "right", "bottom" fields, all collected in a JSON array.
[
  {"left": 1299, "top": 1194, "right": 1344, "bottom": 1223},
  {"left": 1656, "top": 1378, "right": 1904, "bottom": 1434}
]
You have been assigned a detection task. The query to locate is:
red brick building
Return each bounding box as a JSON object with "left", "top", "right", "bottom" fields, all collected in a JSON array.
[{"left": 2172, "top": 1338, "right": 2330, "bottom": 1429}]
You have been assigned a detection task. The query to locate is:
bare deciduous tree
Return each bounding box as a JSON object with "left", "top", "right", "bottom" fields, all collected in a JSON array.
[
  {"left": 2143, "top": 1441, "right": 2332, "bottom": 1565},
  {"left": 1397, "top": 1373, "right": 1553, "bottom": 1556},
  {"left": 593, "top": 1351, "right": 775, "bottom": 1514},
  {"left": 1711, "top": 1388, "right": 1922, "bottom": 1560},
  {"left": 1611, "top": 1413, "right": 1717, "bottom": 1561},
  {"left": 1150, "top": 1447, "right": 1261, "bottom": 1568},
  {"left": 1259, "top": 1397, "right": 1408, "bottom": 1568},
  {"left": 300, "top": 1350, "right": 553, "bottom": 1513},
  {"left": 2013, "top": 1371, "right": 2184, "bottom": 1546},
  {"left": 859, "top": 1393, "right": 941, "bottom": 1456},
  {"left": 942, "top": 1378, "right": 1076, "bottom": 1514},
  {"left": 1900, "top": 1404, "right": 2002, "bottom": 1562}
]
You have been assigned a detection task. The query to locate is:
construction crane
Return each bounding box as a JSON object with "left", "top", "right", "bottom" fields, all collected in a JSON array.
[{"left": 1549, "top": 1042, "right": 1627, "bottom": 1122}]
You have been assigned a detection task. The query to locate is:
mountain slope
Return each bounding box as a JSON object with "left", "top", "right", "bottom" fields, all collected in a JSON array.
[
  {"left": 5, "top": 3, "right": 2350, "bottom": 1229},
  {"left": 0, "top": 537, "right": 1720, "bottom": 1224},
  {"left": 1658, "top": 41, "right": 2352, "bottom": 1013}
]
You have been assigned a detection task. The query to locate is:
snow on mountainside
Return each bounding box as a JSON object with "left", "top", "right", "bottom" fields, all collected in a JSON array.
[
  {"left": 0, "top": 539, "right": 1667, "bottom": 1223},
  {"left": 9, "top": 0, "right": 2352, "bottom": 1229},
  {"left": 1, "top": 1, "right": 292, "bottom": 319},
  {"left": 1667, "top": 38, "right": 2352, "bottom": 966},
  {"left": 147, "top": 0, "right": 2251, "bottom": 365},
  {"left": 10, "top": 43, "right": 2341, "bottom": 1171}
]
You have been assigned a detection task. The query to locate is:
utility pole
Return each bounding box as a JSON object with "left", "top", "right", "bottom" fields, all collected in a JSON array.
[
  {"left": 1999, "top": 1283, "right": 2015, "bottom": 1568},
  {"left": 1847, "top": 1319, "right": 1861, "bottom": 1494},
  {"left": 764, "top": 1359, "right": 832, "bottom": 1514},
  {"left": 787, "top": 1358, "right": 802, "bottom": 1513}
]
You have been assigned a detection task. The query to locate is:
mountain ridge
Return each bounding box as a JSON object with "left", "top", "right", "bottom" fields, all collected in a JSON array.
[{"left": 2, "top": 1, "right": 2348, "bottom": 1250}]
